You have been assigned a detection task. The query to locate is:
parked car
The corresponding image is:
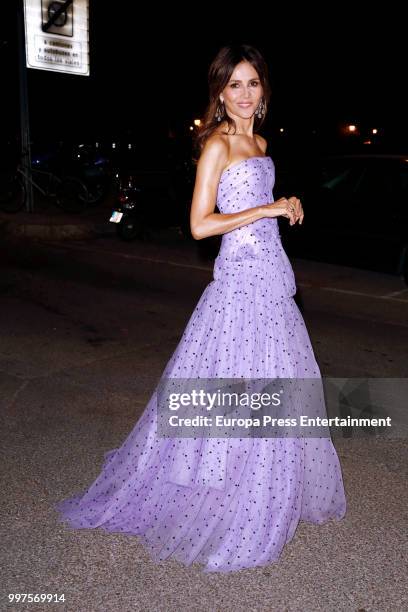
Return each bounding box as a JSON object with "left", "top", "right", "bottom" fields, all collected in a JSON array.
[{"left": 274, "top": 154, "right": 408, "bottom": 283}]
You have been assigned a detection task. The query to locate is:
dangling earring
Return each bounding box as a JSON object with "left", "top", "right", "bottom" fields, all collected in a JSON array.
[
  {"left": 256, "top": 99, "right": 265, "bottom": 119},
  {"left": 215, "top": 100, "right": 224, "bottom": 122}
]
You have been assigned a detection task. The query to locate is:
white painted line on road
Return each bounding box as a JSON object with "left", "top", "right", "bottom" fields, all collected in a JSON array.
[
  {"left": 320, "top": 286, "right": 408, "bottom": 303},
  {"left": 39, "top": 240, "right": 408, "bottom": 303},
  {"left": 383, "top": 289, "right": 408, "bottom": 298},
  {"left": 109, "top": 253, "right": 213, "bottom": 272},
  {"left": 39, "top": 240, "right": 214, "bottom": 271}
]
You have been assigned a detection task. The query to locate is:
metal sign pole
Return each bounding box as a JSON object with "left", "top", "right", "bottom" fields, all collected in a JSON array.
[{"left": 17, "top": 1, "right": 34, "bottom": 213}]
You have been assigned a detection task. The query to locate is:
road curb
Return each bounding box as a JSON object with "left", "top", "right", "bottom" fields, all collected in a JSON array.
[{"left": 0, "top": 214, "right": 106, "bottom": 240}]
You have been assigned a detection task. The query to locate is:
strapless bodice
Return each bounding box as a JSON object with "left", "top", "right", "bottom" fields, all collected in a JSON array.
[{"left": 213, "top": 156, "right": 297, "bottom": 299}]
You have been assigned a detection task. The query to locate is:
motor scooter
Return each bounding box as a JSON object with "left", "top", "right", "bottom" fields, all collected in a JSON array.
[{"left": 109, "top": 173, "right": 149, "bottom": 240}]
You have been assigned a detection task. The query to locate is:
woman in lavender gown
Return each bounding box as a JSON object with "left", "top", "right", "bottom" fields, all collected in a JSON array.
[{"left": 55, "top": 43, "right": 347, "bottom": 573}]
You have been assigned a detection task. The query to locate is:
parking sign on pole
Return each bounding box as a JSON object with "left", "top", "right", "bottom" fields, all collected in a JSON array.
[{"left": 23, "top": 0, "right": 89, "bottom": 76}]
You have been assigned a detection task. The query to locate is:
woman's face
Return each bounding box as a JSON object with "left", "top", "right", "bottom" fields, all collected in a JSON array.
[{"left": 220, "top": 61, "right": 263, "bottom": 120}]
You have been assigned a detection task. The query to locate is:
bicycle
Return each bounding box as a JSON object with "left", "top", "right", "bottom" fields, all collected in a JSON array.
[{"left": 0, "top": 150, "right": 89, "bottom": 214}]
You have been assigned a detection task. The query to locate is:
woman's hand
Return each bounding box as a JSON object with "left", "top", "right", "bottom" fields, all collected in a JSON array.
[
  {"left": 262, "top": 196, "right": 304, "bottom": 225},
  {"left": 287, "top": 196, "right": 304, "bottom": 225}
]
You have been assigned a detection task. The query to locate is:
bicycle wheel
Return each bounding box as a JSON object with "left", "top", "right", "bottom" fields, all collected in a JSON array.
[
  {"left": 55, "top": 177, "right": 88, "bottom": 213},
  {"left": 0, "top": 174, "right": 26, "bottom": 213}
]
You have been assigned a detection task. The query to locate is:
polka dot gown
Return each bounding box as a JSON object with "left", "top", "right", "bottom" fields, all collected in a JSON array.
[{"left": 54, "top": 156, "right": 347, "bottom": 573}]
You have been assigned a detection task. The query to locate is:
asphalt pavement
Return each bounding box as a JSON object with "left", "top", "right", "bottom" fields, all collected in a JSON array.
[{"left": 1, "top": 199, "right": 407, "bottom": 611}]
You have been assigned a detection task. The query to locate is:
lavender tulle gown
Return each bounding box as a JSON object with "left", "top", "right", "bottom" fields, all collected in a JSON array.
[{"left": 54, "top": 156, "right": 347, "bottom": 572}]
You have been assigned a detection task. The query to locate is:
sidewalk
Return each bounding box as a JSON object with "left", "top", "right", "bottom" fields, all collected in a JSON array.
[{"left": 0, "top": 192, "right": 116, "bottom": 240}]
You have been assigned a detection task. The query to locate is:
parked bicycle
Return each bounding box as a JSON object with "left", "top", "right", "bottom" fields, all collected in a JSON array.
[
  {"left": 0, "top": 145, "right": 91, "bottom": 213},
  {"left": 70, "top": 143, "right": 112, "bottom": 204}
]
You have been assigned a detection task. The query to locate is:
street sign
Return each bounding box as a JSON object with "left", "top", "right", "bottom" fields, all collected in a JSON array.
[{"left": 23, "top": 0, "right": 89, "bottom": 76}]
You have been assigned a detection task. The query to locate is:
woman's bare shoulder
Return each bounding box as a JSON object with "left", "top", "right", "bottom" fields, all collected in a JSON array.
[
  {"left": 203, "top": 132, "right": 229, "bottom": 155},
  {"left": 255, "top": 133, "right": 268, "bottom": 154},
  {"left": 198, "top": 133, "right": 229, "bottom": 169}
]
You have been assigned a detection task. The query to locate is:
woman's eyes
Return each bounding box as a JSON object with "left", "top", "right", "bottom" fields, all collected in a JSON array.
[{"left": 230, "top": 81, "right": 259, "bottom": 88}]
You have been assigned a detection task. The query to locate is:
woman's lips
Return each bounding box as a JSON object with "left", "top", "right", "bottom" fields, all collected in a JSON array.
[{"left": 238, "top": 103, "right": 252, "bottom": 107}]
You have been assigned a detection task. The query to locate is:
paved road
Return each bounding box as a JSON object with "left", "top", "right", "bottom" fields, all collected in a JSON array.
[{"left": 1, "top": 234, "right": 407, "bottom": 611}]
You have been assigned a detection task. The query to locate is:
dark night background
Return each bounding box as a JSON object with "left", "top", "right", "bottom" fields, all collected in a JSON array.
[
  {"left": 2, "top": 4, "right": 407, "bottom": 153},
  {"left": 1, "top": 6, "right": 408, "bottom": 604}
]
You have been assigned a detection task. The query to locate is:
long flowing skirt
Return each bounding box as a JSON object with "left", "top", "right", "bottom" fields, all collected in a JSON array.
[{"left": 54, "top": 266, "right": 347, "bottom": 572}]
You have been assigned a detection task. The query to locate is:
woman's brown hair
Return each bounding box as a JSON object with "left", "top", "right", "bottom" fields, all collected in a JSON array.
[{"left": 193, "top": 43, "right": 271, "bottom": 161}]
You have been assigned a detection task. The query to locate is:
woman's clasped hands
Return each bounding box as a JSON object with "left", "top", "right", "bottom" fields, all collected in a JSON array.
[{"left": 263, "top": 196, "right": 304, "bottom": 225}]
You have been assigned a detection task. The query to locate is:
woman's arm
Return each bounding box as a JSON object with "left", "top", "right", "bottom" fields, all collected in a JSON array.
[{"left": 189, "top": 136, "right": 296, "bottom": 240}]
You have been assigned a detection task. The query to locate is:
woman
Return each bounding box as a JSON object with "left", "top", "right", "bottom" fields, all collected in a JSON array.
[{"left": 55, "top": 43, "right": 347, "bottom": 573}]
